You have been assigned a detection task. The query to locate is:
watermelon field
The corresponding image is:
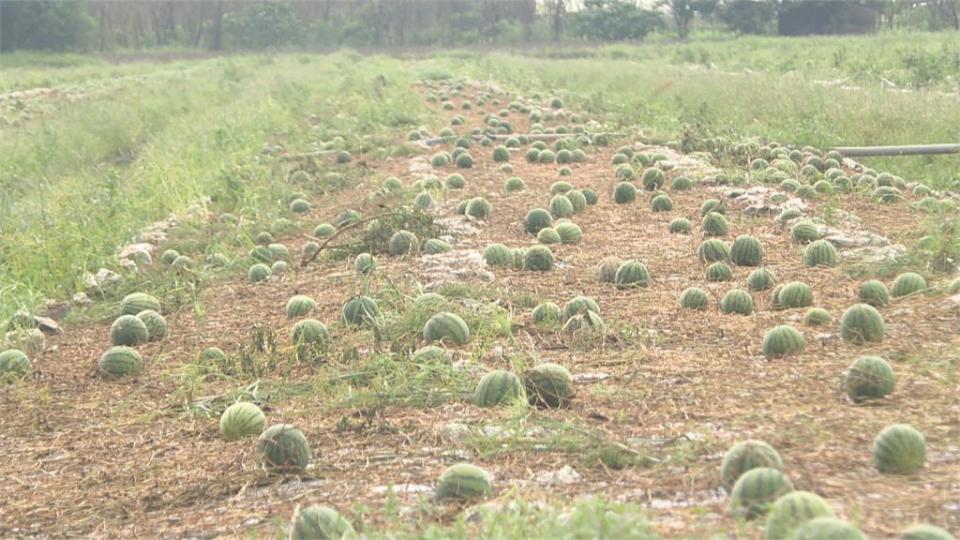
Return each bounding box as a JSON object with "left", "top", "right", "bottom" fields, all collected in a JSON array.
[{"left": 1, "top": 38, "right": 959, "bottom": 539}]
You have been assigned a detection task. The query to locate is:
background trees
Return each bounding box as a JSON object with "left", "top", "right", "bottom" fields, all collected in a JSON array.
[{"left": 1, "top": 0, "right": 958, "bottom": 54}]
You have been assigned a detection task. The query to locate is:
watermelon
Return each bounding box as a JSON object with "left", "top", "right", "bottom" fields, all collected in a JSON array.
[
  {"left": 523, "top": 246, "right": 554, "bottom": 271},
  {"left": 764, "top": 491, "right": 835, "bottom": 540},
  {"left": 730, "top": 467, "right": 794, "bottom": 519},
  {"left": 523, "top": 363, "right": 574, "bottom": 408},
  {"left": 892, "top": 272, "right": 927, "bottom": 298},
  {"left": 721, "top": 289, "right": 754, "bottom": 315},
  {"left": 110, "top": 315, "right": 149, "bottom": 347},
  {"left": 290, "top": 505, "right": 355, "bottom": 540},
  {"left": 436, "top": 463, "right": 493, "bottom": 500},
  {"left": 354, "top": 253, "right": 376, "bottom": 275},
  {"left": 483, "top": 243, "right": 513, "bottom": 267},
  {"left": 255, "top": 424, "right": 310, "bottom": 474},
  {"left": 249, "top": 263, "right": 272, "bottom": 283},
  {"left": 98, "top": 346, "right": 143, "bottom": 377},
  {"left": 388, "top": 230, "right": 419, "bottom": 256},
  {"left": 614, "top": 260, "right": 650, "bottom": 289},
  {"left": 858, "top": 280, "right": 889, "bottom": 307},
  {"left": 475, "top": 370, "right": 525, "bottom": 407},
  {"left": 791, "top": 518, "right": 865, "bottom": 540},
  {"left": 730, "top": 235, "right": 764, "bottom": 266},
  {"left": 840, "top": 303, "right": 885, "bottom": 344},
  {"left": 777, "top": 281, "right": 813, "bottom": 309},
  {"left": 136, "top": 310, "right": 168, "bottom": 341},
  {"left": 121, "top": 292, "right": 161, "bottom": 316},
  {"left": 219, "top": 402, "right": 266, "bottom": 441},
  {"left": 341, "top": 296, "right": 380, "bottom": 327},
  {"left": 524, "top": 208, "right": 553, "bottom": 234},
  {"left": 803, "top": 239, "right": 838, "bottom": 267},
  {"left": 0, "top": 349, "right": 30, "bottom": 377},
  {"left": 762, "top": 325, "right": 805, "bottom": 358},
  {"left": 874, "top": 424, "right": 926, "bottom": 475},
  {"left": 291, "top": 319, "right": 329, "bottom": 361},
  {"left": 423, "top": 312, "right": 470, "bottom": 345},
  {"left": 720, "top": 440, "right": 784, "bottom": 492},
  {"left": 286, "top": 295, "right": 316, "bottom": 319},
  {"left": 680, "top": 287, "right": 710, "bottom": 310}
]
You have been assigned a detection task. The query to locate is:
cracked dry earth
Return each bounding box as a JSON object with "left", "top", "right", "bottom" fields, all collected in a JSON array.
[{"left": 1, "top": 80, "right": 959, "bottom": 539}]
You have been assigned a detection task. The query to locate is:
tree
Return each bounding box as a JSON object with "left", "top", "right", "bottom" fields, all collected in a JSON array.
[
  {"left": 661, "top": 0, "right": 718, "bottom": 39},
  {"left": 1, "top": 0, "right": 96, "bottom": 52},
  {"left": 223, "top": 1, "right": 306, "bottom": 49},
  {"left": 719, "top": 0, "right": 778, "bottom": 34},
  {"left": 575, "top": 0, "right": 663, "bottom": 41}
]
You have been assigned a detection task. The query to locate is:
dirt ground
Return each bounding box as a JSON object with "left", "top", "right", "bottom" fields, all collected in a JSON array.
[{"left": 1, "top": 81, "right": 958, "bottom": 539}]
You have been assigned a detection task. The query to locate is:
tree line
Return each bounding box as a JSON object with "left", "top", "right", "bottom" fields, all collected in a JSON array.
[{"left": 2, "top": 0, "right": 959, "bottom": 53}]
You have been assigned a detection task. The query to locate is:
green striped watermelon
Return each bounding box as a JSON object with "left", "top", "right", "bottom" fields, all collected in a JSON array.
[
  {"left": 764, "top": 491, "right": 835, "bottom": 540},
  {"left": 120, "top": 292, "right": 161, "bottom": 316},
  {"left": 436, "top": 463, "right": 493, "bottom": 500},
  {"left": 423, "top": 312, "right": 470, "bottom": 345},
  {"left": 219, "top": 402, "right": 266, "bottom": 441},
  {"left": 474, "top": 370, "right": 525, "bottom": 407}
]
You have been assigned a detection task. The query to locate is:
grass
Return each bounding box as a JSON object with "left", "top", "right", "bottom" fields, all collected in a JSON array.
[
  {"left": 0, "top": 53, "right": 425, "bottom": 321},
  {"left": 457, "top": 50, "right": 960, "bottom": 190}
]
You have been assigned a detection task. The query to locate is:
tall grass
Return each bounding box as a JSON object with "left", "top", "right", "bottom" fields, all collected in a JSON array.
[
  {"left": 0, "top": 53, "right": 424, "bottom": 320},
  {"left": 459, "top": 51, "right": 960, "bottom": 186}
]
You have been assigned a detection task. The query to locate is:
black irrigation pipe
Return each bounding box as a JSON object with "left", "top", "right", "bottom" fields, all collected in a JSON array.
[{"left": 833, "top": 143, "right": 960, "bottom": 157}]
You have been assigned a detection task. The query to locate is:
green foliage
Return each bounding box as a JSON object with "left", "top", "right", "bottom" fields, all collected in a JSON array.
[
  {"left": 0, "top": 1, "right": 95, "bottom": 52},
  {"left": 574, "top": 0, "right": 664, "bottom": 42},
  {"left": 224, "top": 2, "right": 307, "bottom": 49}
]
